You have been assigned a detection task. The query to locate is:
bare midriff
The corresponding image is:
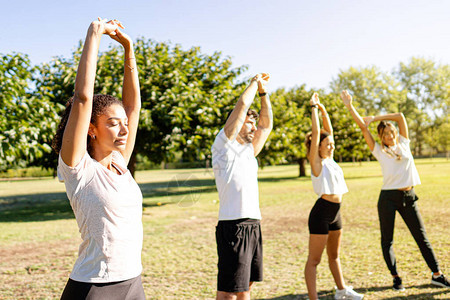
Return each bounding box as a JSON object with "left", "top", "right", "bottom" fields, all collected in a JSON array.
[
  {"left": 321, "top": 194, "right": 342, "bottom": 203},
  {"left": 398, "top": 186, "right": 413, "bottom": 191}
]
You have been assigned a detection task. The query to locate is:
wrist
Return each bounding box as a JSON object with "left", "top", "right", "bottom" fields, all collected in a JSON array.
[
  {"left": 123, "top": 43, "right": 134, "bottom": 53},
  {"left": 89, "top": 21, "right": 104, "bottom": 35}
]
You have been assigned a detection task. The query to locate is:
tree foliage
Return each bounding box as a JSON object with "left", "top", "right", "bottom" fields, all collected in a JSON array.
[
  {"left": 1, "top": 46, "right": 449, "bottom": 174},
  {"left": 0, "top": 53, "right": 59, "bottom": 172}
]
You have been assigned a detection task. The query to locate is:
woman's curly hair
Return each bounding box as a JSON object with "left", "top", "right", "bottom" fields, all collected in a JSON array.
[{"left": 52, "top": 94, "right": 123, "bottom": 156}]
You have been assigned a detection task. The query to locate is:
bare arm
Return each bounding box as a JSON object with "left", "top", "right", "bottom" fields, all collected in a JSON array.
[
  {"left": 308, "top": 93, "right": 322, "bottom": 177},
  {"left": 369, "top": 113, "right": 408, "bottom": 139},
  {"left": 223, "top": 75, "right": 259, "bottom": 141},
  {"left": 60, "top": 20, "right": 118, "bottom": 166},
  {"left": 110, "top": 28, "right": 141, "bottom": 164},
  {"left": 317, "top": 102, "right": 332, "bottom": 136},
  {"left": 341, "top": 90, "right": 376, "bottom": 151},
  {"left": 252, "top": 73, "right": 272, "bottom": 156}
]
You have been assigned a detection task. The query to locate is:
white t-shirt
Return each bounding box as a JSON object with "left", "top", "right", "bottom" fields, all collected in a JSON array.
[
  {"left": 212, "top": 129, "right": 261, "bottom": 220},
  {"left": 372, "top": 135, "right": 421, "bottom": 190},
  {"left": 57, "top": 151, "right": 143, "bottom": 283},
  {"left": 311, "top": 158, "right": 348, "bottom": 197}
]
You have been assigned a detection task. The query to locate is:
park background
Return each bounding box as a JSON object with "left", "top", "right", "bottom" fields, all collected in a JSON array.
[{"left": 1, "top": 0, "right": 449, "bottom": 299}]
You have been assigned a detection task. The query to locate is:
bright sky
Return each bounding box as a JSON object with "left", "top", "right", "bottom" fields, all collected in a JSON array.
[{"left": 1, "top": 0, "right": 449, "bottom": 91}]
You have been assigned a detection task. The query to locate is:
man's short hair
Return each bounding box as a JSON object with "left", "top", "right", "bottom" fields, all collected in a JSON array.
[{"left": 225, "top": 108, "right": 259, "bottom": 123}]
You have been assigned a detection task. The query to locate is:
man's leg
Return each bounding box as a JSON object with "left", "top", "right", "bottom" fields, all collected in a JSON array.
[
  {"left": 216, "top": 221, "right": 257, "bottom": 298},
  {"left": 217, "top": 289, "right": 251, "bottom": 300}
]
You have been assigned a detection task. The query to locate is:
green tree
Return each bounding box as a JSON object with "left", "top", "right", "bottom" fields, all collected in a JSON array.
[
  {"left": 394, "top": 57, "right": 450, "bottom": 155},
  {"left": 331, "top": 66, "right": 401, "bottom": 115},
  {"left": 133, "top": 39, "right": 246, "bottom": 172},
  {"left": 0, "top": 53, "right": 59, "bottom": 171},
  {"left": 257, "top": 86, "right": 308, "bottom": 176},
  {"left": 34, "top": 39, "right": 247, "bottom": 175},
  {"left": 324, "top": 93, "right": 372, "bottom": 162}
]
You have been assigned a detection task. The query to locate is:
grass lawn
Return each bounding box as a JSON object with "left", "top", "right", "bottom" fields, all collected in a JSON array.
[{"left": 0, "top": 158, "right": 449, "bottom": 299}]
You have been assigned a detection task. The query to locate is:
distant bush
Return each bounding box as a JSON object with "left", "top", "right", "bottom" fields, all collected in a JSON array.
[{"left": 0, "top": 167, "right": 54, "bottom": 178}]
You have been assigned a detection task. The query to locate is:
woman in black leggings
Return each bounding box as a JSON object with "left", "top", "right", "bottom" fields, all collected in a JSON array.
[{"left": 341, "top": 90, "right": 449, "bottom": 290}]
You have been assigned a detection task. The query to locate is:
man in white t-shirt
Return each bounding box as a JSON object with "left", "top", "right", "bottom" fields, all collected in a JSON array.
[{"left": 212, "top": 73, "right": 272, "bottom": 300}]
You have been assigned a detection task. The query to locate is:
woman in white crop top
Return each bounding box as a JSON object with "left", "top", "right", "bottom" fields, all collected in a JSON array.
[
  {"left": 304, "top": 93, "right": 363, "bottom": 300},
  {"left": 52, "top": 19, "right": 146, "bottom": 299},
  {"left": 342, "top": 90, "right": 449, "bottom": 290}
]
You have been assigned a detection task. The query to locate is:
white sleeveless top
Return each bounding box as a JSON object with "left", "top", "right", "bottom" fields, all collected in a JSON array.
[{"left": 311, "top": 158, "right": 348, "bottom": 197}]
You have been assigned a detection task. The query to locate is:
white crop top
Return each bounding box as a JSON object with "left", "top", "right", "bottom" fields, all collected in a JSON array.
[
  {"left": 311, "top": 158, "right": 348, "bottom": 197},
  {"left": 372, "top": 134, "right": 421, "bottom": 190}
]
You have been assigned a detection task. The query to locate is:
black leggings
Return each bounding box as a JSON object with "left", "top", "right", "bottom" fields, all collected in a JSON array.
[
  {"left": 378, "top": 189, "right": 439, "bottom": 275},
  {"left": 60, "top": 275, "right": 145, "bottom": 300}
]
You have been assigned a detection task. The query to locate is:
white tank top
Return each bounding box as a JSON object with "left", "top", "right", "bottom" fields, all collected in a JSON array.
[{"left": 311, "top": 158, "right": 348, "bottom": 197}]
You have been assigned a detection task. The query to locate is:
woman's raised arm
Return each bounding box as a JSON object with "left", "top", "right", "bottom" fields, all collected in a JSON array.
[
  {"left": 341, "top": 90, "right": 376, "bottom": 151},
  {"left": 109, "top": 25, "right": 141, "bottom": 164},
  {"left": 309, "top": 93, "right": 322, "bottom": 177},
  {"left": 60, "top": 19, "right": 119, "bottom": 167}
]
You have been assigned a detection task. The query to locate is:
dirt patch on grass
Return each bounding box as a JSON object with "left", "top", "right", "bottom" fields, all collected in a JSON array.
[{"left": 0, "top": 240, "right": 78, "bottom": 299}]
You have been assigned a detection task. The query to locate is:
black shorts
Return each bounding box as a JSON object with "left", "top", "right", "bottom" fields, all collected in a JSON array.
[
  {"left": 60, "top": 275, "right": 145, "bottom": 300},
  {"left": 216, "top": 218, "right": 263, "bottom": 293},
  {"left": 308, "top": 198, "right": 342, "bottom": 234}
]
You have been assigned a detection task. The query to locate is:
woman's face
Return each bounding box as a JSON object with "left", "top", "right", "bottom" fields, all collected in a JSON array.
[
  {"left": 319, "top": 136, "right": 335, "bottom": 159},
  {"left": 90, "top": 104, "right": 129, "bottom": 153},
  {"left": 380, "top": 125, "right": 397, "bottom": 147}
]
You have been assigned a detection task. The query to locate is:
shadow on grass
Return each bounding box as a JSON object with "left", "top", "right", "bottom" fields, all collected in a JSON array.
[
  {"left": 0, "top": 178, "right": 220, "bottom": 223},
  {"left": 380, "top": 284, "right": 450, "bottom": 299},
  {"left": 259, "top": 176, "right": 305, "bottom": 182},
  {"left": 0, "top": 192, "right": 73, "bottom": 222},
  {"left": 0, "top": 174, "right": 309, "bottom": 223},
  {"left": 257, "top": 285, "right": 449, "bottom": 299},
  {"left": 257, "top": 289, "right": 334, "bottom": 299}
]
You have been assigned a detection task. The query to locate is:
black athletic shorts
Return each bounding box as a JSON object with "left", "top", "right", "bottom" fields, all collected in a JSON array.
[
  {"left": 60, "top": 275, "right": 145, "bottom": 300},
  {"left": 216, "top": 218, "right": 263, "bottom": 293},
  {"left": 308, "top": 198, "right": 342, "bottom": 234}
]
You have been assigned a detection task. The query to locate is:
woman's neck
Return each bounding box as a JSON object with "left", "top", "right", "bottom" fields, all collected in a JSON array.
[{"left": 91, "top": 149, "right": 115, "bottom": 170}]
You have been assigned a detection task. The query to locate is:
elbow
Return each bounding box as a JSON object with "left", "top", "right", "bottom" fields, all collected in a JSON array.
[
  {"left": 73, "top": 92, "right": 91, "bottom": 104},
  {"left": 266, "top": 120, "right": 273, "bottom": 132},
  {"left": 395, "top": 112, "right": 406, "bottom": 123}
]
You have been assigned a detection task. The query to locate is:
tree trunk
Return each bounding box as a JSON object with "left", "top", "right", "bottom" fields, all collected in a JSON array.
[
  {"left": 298, "top": 158, "right": 306, "bottom": 177},
  {"left": 128, "top": 151, "right": 137, "bottom": 178}
]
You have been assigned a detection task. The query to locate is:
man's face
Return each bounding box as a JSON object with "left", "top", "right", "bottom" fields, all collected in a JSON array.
[{"left": 238, "top": 115, "right": 257, "bottom": 144}]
